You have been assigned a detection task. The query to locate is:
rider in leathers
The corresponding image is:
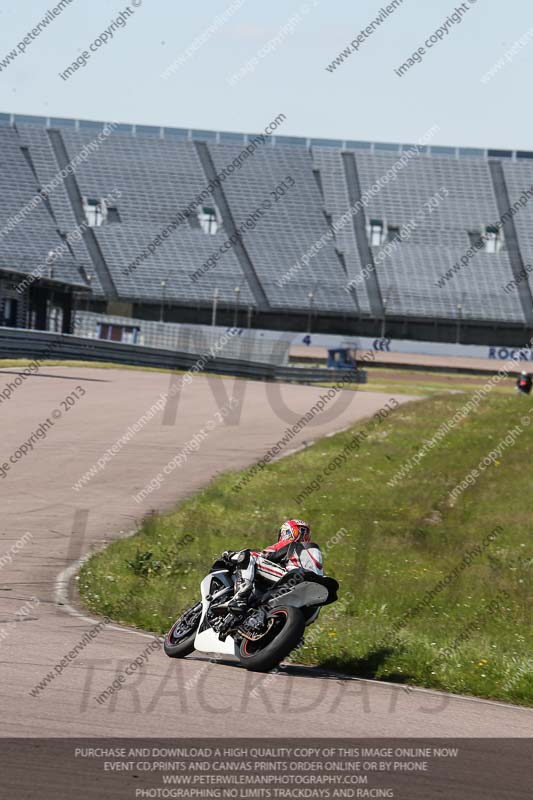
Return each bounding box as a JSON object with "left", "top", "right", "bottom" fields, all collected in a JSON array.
[{"left": 222, "top": 519, "right": 323, "bottom": 619}]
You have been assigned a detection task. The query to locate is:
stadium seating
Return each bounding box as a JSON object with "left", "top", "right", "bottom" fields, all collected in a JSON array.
[
  {"left": 312, "top": 147, "right": 371, "bottom": 313},
  {"left": 501, "top": 160, "right": 533, "bottom": 297},
  {"left": 206, "top": 142, "right": 356, "bottom": 313},
  {"left": 0, "top": 126, "right": 85, "bottom": 288},
  {"left": 59, "top": 130, "right": 253, "bottom": 306},
  {"left": 1, "top": 113, "right": 532, "bottom": 328},
  {"left": 353, "top": 150, "right": 524, "bottom": 323},
  {"left": 374, "top": 245, "right": 523, "bottom": 323}
]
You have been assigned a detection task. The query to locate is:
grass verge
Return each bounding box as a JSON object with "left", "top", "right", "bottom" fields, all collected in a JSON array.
[
  {"left": 0, "top": 359, "right": 183, "bottom": 375},
  {"left": 79, "top": 390, "right": 532, "bottom": 705},
  {"left": 1, "top": 359, "right": 515, "bottom": 396}
]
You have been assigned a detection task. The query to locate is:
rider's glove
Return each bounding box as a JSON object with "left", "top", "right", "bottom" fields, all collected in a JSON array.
[{"left": 222, "top": 549, "right": 252, "bottom": 566}]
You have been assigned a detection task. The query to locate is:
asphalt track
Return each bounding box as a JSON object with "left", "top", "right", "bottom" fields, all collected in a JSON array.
[{"left": 0, "top": 366, "right": 532, "bottom": 738}]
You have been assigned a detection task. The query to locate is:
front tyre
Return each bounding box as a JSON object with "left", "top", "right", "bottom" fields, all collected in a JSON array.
[
  {"left": 238, "top": 606, "right": 305, "bottom": 672},
  {"left": 164, "top": 602, "right": 202, "bottom": 658}
]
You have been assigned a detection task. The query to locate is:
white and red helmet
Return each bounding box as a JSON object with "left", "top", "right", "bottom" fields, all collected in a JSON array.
[{"left": 278, "top": 519, "right": 311, "bottom": 544}]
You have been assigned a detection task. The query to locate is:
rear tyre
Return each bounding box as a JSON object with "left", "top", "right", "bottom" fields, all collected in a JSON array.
[
  {"left": 164, "top": 602, "right": 202, "bottom": 658},
  {"left": 238, "top": 606, "right": 306, "bottom": 672}
]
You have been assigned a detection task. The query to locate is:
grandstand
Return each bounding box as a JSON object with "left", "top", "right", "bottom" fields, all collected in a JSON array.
[
  {"left": 1, "top": 110, "right": 533, "bottom": 345},
  {"left": 0, "top": 124, "right": 89, "bottom": 332}
]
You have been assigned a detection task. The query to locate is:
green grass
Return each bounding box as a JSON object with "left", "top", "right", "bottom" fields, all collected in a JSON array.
[
  {"left": 2, "top": 358, "right": 513, "bottom": 397},
  {"left": 0, "top": 358, "right": 185, "bottom": 374},
  {"left": 0, "top": 359, "right": 243, "bottom": 386},
  {"left": 79, "top": 390, "right": 532, "bottom": 705},
  {"left": 328, "top": 366, "right": 516, "bottom": 396},
  {"left": 360, "top": 371, "right": 508, "bottom": 395}
]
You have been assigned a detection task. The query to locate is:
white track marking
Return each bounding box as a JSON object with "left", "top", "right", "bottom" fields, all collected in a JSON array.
[
  {"left": 55, "top": 558, "right": 161, "bottom": 642},
  {"left": 54, "top": 560, "right": 531, "bottom": 712}
]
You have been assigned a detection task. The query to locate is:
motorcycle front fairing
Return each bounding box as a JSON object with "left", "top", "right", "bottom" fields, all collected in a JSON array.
[{"left": 193, "top": 569, "right": 240, "bottom": 656}]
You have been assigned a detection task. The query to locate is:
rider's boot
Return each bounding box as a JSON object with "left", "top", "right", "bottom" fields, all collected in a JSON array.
[{"left": 218, "top": 578, "right": 252, "bottom": 640}]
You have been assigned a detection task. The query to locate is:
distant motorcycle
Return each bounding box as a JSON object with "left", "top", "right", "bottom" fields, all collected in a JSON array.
[
  {"left": 164, "top": 554, "right": 338, "bottom": 672},
  {"left": 516, "top": 372, "right": 532, "bottom": 395}
]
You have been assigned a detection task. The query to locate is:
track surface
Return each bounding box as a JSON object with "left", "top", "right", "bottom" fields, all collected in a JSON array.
[{"left": 0, "top": 366, "right": 531, "bottom": 737}]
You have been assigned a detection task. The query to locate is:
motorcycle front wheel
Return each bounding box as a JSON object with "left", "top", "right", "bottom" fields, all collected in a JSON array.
[
  {"left": 237, "top": 606, "right": 305, "bottom": 672},
  {"left": 164, "top": 602, "right": 202, "bottom": 658}
]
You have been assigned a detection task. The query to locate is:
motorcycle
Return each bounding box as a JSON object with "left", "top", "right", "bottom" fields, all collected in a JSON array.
[
  {"left": 516, "top": 374, "right": 532, "bottom": 395},
  {"left": 164, "top": 554, "right": 339, "bottom": 672}
]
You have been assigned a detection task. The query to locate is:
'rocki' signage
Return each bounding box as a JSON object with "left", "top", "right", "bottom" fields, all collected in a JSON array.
[{"left": 488, "top": 347, "right": 533, "bottom": 361}]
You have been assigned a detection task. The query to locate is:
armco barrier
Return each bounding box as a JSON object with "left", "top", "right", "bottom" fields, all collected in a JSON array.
[
  {"left": 275, "top": 365, "right": 367, "bottom": 384},
  {"left": 0, "top": 328, "right": 366, "bottom": 384}
]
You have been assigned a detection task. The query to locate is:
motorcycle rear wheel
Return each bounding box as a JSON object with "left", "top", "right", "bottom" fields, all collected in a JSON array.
[{"left": 238, "top": 606, "right": 305, "bottom": 672}]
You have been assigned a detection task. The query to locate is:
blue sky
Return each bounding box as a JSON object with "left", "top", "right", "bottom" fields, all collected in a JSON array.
[{"left": 0, "top": 0, "right": 531, "bottom": 149}]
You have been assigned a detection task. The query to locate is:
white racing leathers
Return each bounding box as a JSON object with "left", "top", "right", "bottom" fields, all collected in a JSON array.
[{"left": 230, "top": 539, "right": 324, "bottom": 607}]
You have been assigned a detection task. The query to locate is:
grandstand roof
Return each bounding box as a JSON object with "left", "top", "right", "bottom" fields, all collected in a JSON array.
[{"left": 2, "top": 111, "right": 531, "bottom": 162}]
